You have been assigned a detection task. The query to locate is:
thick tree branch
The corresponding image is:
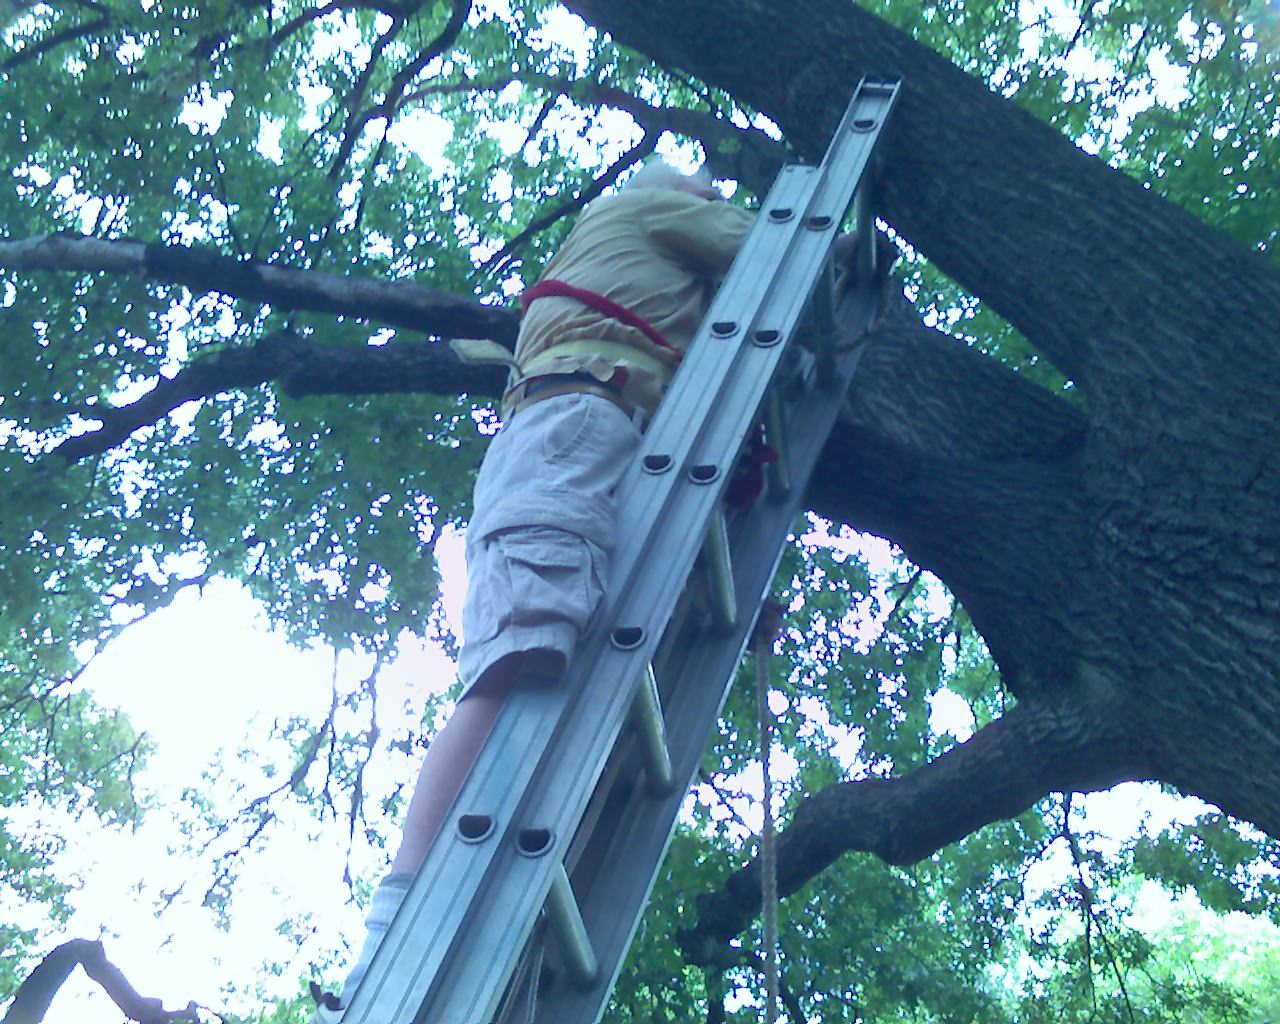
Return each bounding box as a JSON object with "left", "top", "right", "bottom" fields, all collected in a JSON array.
[
  {"left": 560, "top": 0, "right": 1280, "bottom": 410},
  {"left": 810, "top": 295, "right": 1089, "bottom": 692},
  {"left": 2, "top": 939, "right": 200, "bottom": 1024},
  {"left": 678, "top": 691, "right": 1156, "bottom": 964},
  {"left": 0, "top": 234, "right": 517, "bottom": 344},
  {"left": 49, "top": 329, "right": 508, "bottom": 462}
]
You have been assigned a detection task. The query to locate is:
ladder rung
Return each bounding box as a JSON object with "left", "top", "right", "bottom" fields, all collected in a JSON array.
[
  {"left": 629, "top": 664, "right": 674, "bottom": 797},
  {"left": 701, "top": 507, "right": 737, "bottom": 631},
  {"left": 810, "top": 253, "right": 837, "bottom": 335},
  {"left": 546, "top": 865, "right": 598, "bottom": 990},
  {"left": 855, "top": 184, "right": 877, "bottom": 281},
  {"left": 763, "top": 390, "right": 791, "bottom": 498}
]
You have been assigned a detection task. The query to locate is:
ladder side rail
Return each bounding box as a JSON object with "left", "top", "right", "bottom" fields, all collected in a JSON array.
[
  {"left": 427, "top": 145, "right": 893, "bottom": 1019},
  {"left": 532, "top": 284, "right": 885, "bottom": 1024},
  {"left": 416, "top": 226, "right": 839, "bottom": 1020}
]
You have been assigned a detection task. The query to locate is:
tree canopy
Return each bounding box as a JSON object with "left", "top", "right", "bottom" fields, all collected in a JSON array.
[{"left": 1, "top": 0, "right": 1279, "bottom": 1021}]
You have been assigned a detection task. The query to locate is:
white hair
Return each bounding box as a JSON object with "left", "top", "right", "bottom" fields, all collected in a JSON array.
[{"left": 625, "top": 161, "right": 717, "bottom": 197}]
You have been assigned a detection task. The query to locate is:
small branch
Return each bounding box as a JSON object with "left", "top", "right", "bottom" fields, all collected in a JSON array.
[
  {"left": 329, "top": 0, "right": 472, "bottom": 179},
  {"left": 1057, "top": 0, "right": 1099, "bottom": 64},
  {"left": 570, "top": 81, "right": 789, "bottom": 196},
  {"left": 740, "top": 951, "right": 807, "bottom": 1022},
  {"left": 881, "top": 566, "right": 924, "bottom": 626},
  {"left": 393, "top": 72, "right": 518, "bottom": 107},
  {"left": 698, "top": 769, "right": 759, "bottom": 839},
  {"left": 1062, "top": 805, "right": 1137, "bottom": 1024},
  {"left": 522, "top": 91, "right": 561, "bottom": 149},
  {"left": 328, "top": 11, "right": 407, "bottom": 177},
  {"left": 266, "top": 0, "right": 396, "bottom": 51},
  {"left": 392, "top": 73, "right": 789, "bottom": 197},
  {"left": 704, "top": 967, "right": 726, "bottom": 1024},
  {"left": 2, "top": 10, "right": 109, "bottom": 73},
  {"left": 481, "top": 128, "right": 659, "bottom": 278},
  {"left": 377, "top": 0, "right": 473, "bottom": 111},
  {"left": 343, "top": 654, "right": 386, "bottom": 878},
  {"left": 189, "top": 693, "right": 341, "bottom": 912},
  {"left": 3, "top": 939, "right": 201, "bottom": 1024}
]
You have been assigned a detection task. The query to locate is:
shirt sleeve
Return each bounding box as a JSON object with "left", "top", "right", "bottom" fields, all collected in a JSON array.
[{"left": 643, "top": 194, "right": 755, "bottom": 275}]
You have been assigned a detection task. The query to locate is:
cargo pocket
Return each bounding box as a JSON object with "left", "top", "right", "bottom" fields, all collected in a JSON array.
[
  {"left": 460, "top": 532, "right": 506, "bottom": 648},
  {"left": 495, "top": 527, "right": 603, "bottom": 635}
]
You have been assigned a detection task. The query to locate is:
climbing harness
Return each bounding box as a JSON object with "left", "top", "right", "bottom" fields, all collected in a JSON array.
[{"left": 521, "top": 278, "right": 681, "bottom": 356}]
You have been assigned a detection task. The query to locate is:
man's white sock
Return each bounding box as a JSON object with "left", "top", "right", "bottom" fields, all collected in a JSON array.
[{"left": 321, "top": 871, "right": 413, "bottom": 1016}]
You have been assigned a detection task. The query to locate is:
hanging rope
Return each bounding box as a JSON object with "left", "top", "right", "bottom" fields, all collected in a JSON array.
[{"left": 753, "top": 599, "right": 784, "bottom": 1023}]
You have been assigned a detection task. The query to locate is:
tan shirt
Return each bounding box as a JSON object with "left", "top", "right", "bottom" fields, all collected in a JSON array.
[{"left": 505, "top": 186, "right": 755, "bottom": 417}]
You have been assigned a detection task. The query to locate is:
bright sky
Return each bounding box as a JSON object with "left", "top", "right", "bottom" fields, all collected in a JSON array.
[{"left": 38, "top": 532, "right": 469, "bottom": 1023}]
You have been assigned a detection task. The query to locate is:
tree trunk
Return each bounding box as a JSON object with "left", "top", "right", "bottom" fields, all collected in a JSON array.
[{"left": 560, "top": 0, "right": 1280, "bottom": 883}]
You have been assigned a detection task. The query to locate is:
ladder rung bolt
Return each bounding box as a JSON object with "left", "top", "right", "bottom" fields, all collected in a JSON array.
[
  {"left": 457, "top": 813, "right": 495, "bottom": 843},
  {"left": 610, "top": 626, "right": 645, "bottom": 650},
  {"left": 753, "top": 329, "right": 782, "bottom": 347},
  {"left": 688, "top": 464, "right": 720, "bottom": 484},
  {"left": 642, "top": 453, "right": 672, "bottom": 473},
  {"left": 516, "top": 827, "right": 554, "bottom": 858}
]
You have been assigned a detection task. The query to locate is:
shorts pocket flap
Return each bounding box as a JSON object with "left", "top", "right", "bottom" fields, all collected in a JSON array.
[{"left": 495, "top": 529, "right": 583, "bottom": 570}]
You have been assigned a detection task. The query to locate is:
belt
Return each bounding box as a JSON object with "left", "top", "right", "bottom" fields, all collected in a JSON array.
[{"left": 508, "top": 373, "right": 646, "bottom": 429}]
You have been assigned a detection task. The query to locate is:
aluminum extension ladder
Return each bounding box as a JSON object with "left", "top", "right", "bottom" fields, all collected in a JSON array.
[{"left": 344, "top": 76, "right": 901, "bottom": 1024}]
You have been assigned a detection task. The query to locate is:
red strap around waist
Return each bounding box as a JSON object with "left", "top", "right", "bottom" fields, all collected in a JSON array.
[{"left": 521, "top": 278, "right": 680, "bottom": 357}]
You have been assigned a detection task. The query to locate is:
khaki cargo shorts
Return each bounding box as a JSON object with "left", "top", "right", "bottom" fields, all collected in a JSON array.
[{"left": 458, "top": 394, "right": 642, "bottom": 694}]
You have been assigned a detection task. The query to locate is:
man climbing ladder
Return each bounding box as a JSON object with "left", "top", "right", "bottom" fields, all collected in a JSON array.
[
  {"left": 322, "top": 75, "right": 901, "bottom": 1024},
  {"left": 319, "top": 160, "right": 756, "bottom": 1014}
]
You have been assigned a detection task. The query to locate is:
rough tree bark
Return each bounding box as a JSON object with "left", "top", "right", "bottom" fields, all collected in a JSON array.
[
  {"left": 3, "top": 0, "right": 1277, "bottom": 966},
  {"left": 557, "top": 0, "right": 1280, "bottom": 952}
]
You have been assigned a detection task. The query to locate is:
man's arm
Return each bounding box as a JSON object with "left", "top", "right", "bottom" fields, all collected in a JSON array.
[{"left": 643, "top": 194, "right": 755, "bottom": 276}]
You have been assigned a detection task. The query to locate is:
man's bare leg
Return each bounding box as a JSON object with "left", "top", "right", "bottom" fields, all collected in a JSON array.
[
  {"left": 390, "top": 682, "right": 508, "bottom": 873},
  {"left": 317, "top": 652, "right": 566, "bottom": 1015},
  {"left": 391, "top": 648, "right": 564, "bottom": 873}
]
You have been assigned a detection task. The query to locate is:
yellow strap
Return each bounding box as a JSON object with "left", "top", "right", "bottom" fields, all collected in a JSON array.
[
  {"left": 516, "top": 340, "right": 675, "bottom": 383},
  {"left": 448, "top": 337, "right": 519, "bottom": 369}
]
